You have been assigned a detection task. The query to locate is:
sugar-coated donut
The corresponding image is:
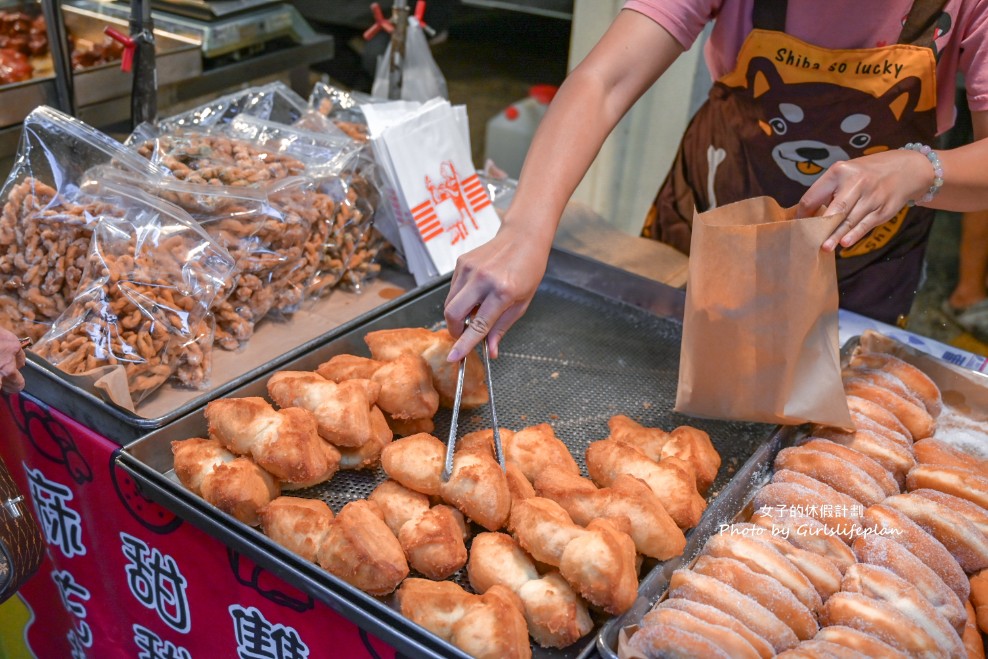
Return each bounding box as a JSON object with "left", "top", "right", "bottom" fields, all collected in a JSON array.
[
  {"left": 749, "top": 508, "right": 855, "bottom": 573},
  {"left": 757, "top": 531, "right": 843, "bottom": 602},
  {"left": 702, "top": 524, "right": 822, "bottom": 612},
  {"left": 911, "top": 488, "right": 988, "bottom": 540},
  {"left": 797, "top": 437, "right": 899, "bottom": 497},
  {"left": 691, "top": 555, "right": 819, "bottom": 640},
  {"left": 667, "top": 568, "right": 799, "bottom": 652},
  {"left": 863, "top": 504, "right": 970, "bottom": 602},
  {"left": 766, "top": 470, "right": 866, "bottom": 541},
  {"left": 775, "top": 638, "right": 867, "bottom": 658},
  {"left": 883, "top": 492, "right": 988, "bottom": 573},
  {"left": 807, "top": 427, "right": 916, "bottom": 487},
  {"left": 913, "top": 437, "right": 988, "bottom": 477},
  {"left": 968, "top": 569, "right": 988, "bottom": 634},
  {"left": 626, "top": 622, "right": 733, "bottom": 659},
  {"left": 814, "top": 625, "right": 910, "bottom": 658},
  {"left": 846, "top": 394, "right": 912, "bottom": 440},
  {"left": 849, "top": 409, "right": 914, "bottom": 448},
  {"left": 846, "top": 349, "right": 943, "bottom": 417},
  {"left": 638, "top": 606, "right": 761, "bottom": 658},
  {"left": 851, "top": 532, "right": 967, "bottom": 633},
  {"left": 774, "top": 446, "right": 886, "bottom": 506},
  {"left": 842, "top": 377, "right": 935, "bottom": 440},
  {"left": 654, "top": 598, "right": 775, "bottom": 659},
  {"left": 821, "top": 591, "right": 945, "bottom": 657},
  {"left": 905, "top": 463, "right": 988, "bottom": 510},
  {"left": 839, "top": 563, "right": 965, "bottom": 658},
  {"left": 963, "top": 599, "right": 986, "bottom": 659}
]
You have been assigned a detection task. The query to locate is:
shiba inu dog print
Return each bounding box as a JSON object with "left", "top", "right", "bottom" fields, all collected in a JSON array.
[{"left": 643, "top": 0, "right": 949, "bottom": 323}]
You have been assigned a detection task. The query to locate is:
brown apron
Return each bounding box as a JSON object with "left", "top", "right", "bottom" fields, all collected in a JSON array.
[{"left": 643, "top": 0, "right": 948, "bottom": 324}]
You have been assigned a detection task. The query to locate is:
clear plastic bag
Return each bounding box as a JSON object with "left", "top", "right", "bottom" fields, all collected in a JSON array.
[
  {"left": 32, "top": 180, "right": 235, "bottom": 407},
  {"left": 0, "top": 106, "right": 166, "bottom": 343},
  {"left": 307, "top": 81, "right": 375, "bottom": 143},
  {"left": 153, "top": 81, "right": 308, "bottom": 131},
  {"left": 371, "top": 18, "right": 448, "bottom": 102}
]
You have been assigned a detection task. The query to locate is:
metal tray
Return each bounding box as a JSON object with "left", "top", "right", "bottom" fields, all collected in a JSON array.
[
  {"left": 0, "top": 3, "right": 201, "bottom": 129},
  {"left": 593, "top": 332, "right": 988, "bottom": 659},
  {"left": 118, "top": 249, "right": 775, "bottom": 659}
]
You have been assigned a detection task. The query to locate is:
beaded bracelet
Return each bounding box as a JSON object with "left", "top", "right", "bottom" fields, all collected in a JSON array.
[{"left": 901, "top": 142, "right": 944, "bottom": 206}]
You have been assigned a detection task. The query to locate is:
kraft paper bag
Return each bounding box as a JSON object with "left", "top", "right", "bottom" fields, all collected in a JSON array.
[{"left": 674, "top": 196, "right": 853, "bottom": 428}]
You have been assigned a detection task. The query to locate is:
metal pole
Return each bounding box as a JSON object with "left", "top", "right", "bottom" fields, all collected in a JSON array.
[
  {"left": 387, "top": 0, "right": 410, "bottom": 100},
  {"left": 40, "top": 0, "right": 75, "bottom": 115},
  {"left": 130, "top": 0, "right": 157, "bottom": 126}
]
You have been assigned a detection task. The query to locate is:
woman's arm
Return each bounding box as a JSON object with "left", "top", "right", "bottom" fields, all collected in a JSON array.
[{"left": 444, "top": 9, "right": 685, "bottom": 361}]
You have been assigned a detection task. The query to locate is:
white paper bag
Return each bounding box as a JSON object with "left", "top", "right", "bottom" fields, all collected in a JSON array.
[{"left": 373, "top": 100, "right": 500, "bottom": 281}]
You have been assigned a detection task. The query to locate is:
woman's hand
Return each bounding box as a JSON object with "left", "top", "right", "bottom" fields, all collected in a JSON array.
[
  {"left": 444, "top": 222, "right": 553, "bottom": 362},
  {"left": 799, "top": 148, "right": 933, "bottom": 252},
  {"left": 0, "top": 328, "right": 27, "bottom": 394}
]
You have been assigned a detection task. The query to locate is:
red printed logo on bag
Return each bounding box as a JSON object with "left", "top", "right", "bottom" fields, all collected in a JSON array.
[{"left": 412, "top": 161, "right": 491, "bottom": 244}]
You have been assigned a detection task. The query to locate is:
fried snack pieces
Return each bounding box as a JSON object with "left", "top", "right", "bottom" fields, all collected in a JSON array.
[
  {"left": 172, "top": 437, "right": 279, "bottom": 526},
  {"left": 368, "top": 479, "right": 468, "bottom": 580},
  {"left": 204, "top": 397, "right": 339, "bottom": 488},
  {"left": 585, "top": 438, "right": 706, "bottom": 529},
  {"left": 317, "top": 353, "right": 440, "bottom": 422},
  {"left": 267, "top": 371, "right": 392, "bottom": 449},
  {"left": 258, "top": 496, "right": 334, "bottom": 562},
  {"left": 533, "top": 465, "right": 685, "bottom": 560},
  {"left": 467, "top": 532, "right": 593, "bottom": 648},
  {"left": 259, "top": 495, "right": 408, "bottom": 596},
  {"left": 607, "top": 415, "right": 721, "bottom": 494},
  {"left": 364, "top": 327, "right": 488, "bottom": 408},
  {"left": 507, "top": 497, "right": 638, "bottom": 615},
  {"left": 380, "top": 433, "right": 511, "bottom": 531},
  {"left": 397, "top": 578, "right": 532, "bottom": 659}
]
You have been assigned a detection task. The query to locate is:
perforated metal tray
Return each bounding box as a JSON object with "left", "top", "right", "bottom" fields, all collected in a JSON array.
[{"left": 119, "top": 249, "right": 775, "bottom": 658}]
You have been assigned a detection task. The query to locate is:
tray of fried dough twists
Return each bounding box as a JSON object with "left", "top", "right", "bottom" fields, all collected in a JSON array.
[
  {"left": 599, "top": 329, "right": 988, "bottom": 659},
  {"left": 118, "top": 249, "right": 779, "bottom": 659}
]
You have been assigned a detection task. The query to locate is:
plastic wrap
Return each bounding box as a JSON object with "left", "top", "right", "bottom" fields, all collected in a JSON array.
[
  {"left": 307, "top": 81, "right": 375, "bottom": 143},
  {"left": 0, "top": 106, "right": 166, "bottom": 343},
  {"left": 32, "top": 181, "right": 235, "bottom": 408},
  {"left": 153, "top": 81, "right": 308, "bottom": 131}
]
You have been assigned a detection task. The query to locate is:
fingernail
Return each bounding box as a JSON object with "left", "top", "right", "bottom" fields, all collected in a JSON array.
[{"left": 447, "top": 350, "right": 461, "bottom": 363}]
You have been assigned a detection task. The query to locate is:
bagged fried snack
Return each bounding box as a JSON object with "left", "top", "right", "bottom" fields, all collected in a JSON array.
[
  {"left": 33, "top": 181, "right": 235, "bottom": 408},
  {"left": 0, "top": 106, "right": 166, "bottom": 342}
]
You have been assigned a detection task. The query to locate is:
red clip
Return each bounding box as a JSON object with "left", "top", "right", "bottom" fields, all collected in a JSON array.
[
  {"left": 104, "top": 26, "right": 135, "bottom": 73},
  {"left": 413, "top": 1, "right": 434, "bottom": 35},
  {"left": 363, "top": 3, "right": 394, "bottom": 40}
]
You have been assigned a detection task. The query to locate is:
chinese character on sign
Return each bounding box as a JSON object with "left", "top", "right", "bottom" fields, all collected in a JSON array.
[
  {"left": 26, "top": 465, "right": 85, "bottom": 558},
  {"left": 133, "top": 624, "right": 191, "bottom": 659},
  {"left": 229, "top": 605, "right": 309, "bottom": 659},
  {"left": 121, "top": 533, "right": 190, "bottom": 633},
  {"left": 52, "top": 569, "right": 93, "bottom": 658}
]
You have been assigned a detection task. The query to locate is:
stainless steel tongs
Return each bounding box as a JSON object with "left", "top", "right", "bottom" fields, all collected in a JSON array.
[{"left": 442, "top": 323, "right": 505, "bottom": 481}]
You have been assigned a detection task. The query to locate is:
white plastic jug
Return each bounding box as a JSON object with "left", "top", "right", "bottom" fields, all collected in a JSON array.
[{"left": 483, "top": 85, "right": 558, "bottom": 180}]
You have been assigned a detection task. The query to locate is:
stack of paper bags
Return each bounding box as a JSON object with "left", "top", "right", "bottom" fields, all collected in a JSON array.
[{"left": 362, "top": 99, "right": 500, "bottom": 285}]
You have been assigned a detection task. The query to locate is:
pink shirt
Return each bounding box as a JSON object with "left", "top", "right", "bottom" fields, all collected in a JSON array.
[{"left": 623, "top": 0, "right": 988, "bottom": 135}]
